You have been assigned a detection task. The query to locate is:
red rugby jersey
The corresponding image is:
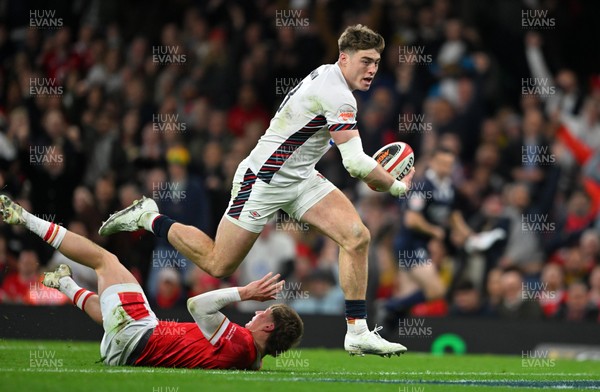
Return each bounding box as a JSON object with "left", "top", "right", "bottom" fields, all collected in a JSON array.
[{"left": 134, "top": 320, "right": 261, "bottom": 370}]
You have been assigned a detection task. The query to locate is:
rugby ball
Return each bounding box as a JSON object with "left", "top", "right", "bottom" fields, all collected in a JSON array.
[{"left": 372, "top": 141, "right": 414, "bottom": 180}]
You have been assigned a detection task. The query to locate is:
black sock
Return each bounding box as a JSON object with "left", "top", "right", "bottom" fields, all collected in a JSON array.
[
  {"left": 152, "top": 215, "right": 176, "bottom": 239},
  {"left": 345, "top": 299, "right": 367, "bottom": 319}
]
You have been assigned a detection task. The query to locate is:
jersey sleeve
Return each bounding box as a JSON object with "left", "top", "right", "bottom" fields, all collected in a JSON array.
[
  {"left": 187, "top": 287, "right": 241, "bottom": 345},
  {"left": 321, "top": 88, "right": 358, "bottom": 132}
]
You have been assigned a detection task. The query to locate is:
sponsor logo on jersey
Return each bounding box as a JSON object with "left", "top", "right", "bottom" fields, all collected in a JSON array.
[{"left": 336, "top": 104, "right": 356, "bottom": 123}]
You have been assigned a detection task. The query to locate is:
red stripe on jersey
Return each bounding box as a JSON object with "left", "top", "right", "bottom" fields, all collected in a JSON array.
[
  {"left": 118, "top": 292, "right": 150, "bottom": 320},
  {"left": 208, "top": 317, "right": 227, "bottom": 343}
]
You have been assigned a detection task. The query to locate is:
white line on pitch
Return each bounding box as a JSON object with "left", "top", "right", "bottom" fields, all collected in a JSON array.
[{"left": 0, "top": 367, "right": 598, "bottom": 378}]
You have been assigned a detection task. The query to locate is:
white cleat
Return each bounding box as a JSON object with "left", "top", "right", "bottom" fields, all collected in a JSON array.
[
  {"left": 345, "top": 326, "right": 407, "bottom": 357},
  {"left": 0, "top": 195, "right": 26, "bottom": 225},
  {"left": 98, "top": 196, "right": 158, "bottom": 236},
  {"left": 43, "top": 264, "right": 72, "bottom": 289}
]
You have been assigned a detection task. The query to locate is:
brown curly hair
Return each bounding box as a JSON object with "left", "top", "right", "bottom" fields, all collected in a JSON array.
[
  {"left": 338, "top": 24, "right": 385, "bottom": 54},
  {"left": 264, "top": 304, "right": 304, "bottom": 357}
]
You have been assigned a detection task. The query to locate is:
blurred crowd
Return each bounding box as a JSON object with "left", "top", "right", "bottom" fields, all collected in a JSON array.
[{"left": 0, "top": 0, "right": 599, "bottom": 323}]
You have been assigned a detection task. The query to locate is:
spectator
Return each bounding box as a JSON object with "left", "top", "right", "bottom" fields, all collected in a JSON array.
[
  {"left": 498, "top": 183, "right": 544, "bottom": 275},
  {"left": 554, "top": 282, "right": 598, "bottom": 322},
  {"left": 148, "top": 268, "right": 185, "bottom": 309},
  {"left": 588, "top": 265, "right": 600, "bottom": 307},
  {"left": 450, "top": 280, "right": 492, "bottom": 317},
  {"left": 538, "top": 263, "right": 566, "bottom": 318},
  {"left": 290, "top": 269, "right": 345, "bottom": 315},
  {"left": 227, "top": 84, "right": 270, "bottom": 138},
  {"left": 464, "top": 192, "right": 510, "bottom": 288},
  {"left": 82, "top": 111, "right": 129, "bottom": 187},
  {"left": 0, "top": 249, "right": 67, "bottom": 305},
  {"left": 485, "top": 268, "right": 504, "bottom": 311},
  {"left": 496, "top": 268, "right": 542, "bottom": 320}
]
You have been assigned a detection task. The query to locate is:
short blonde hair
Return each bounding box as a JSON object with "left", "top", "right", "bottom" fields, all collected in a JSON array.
[{"left": 338, "top": 24, "right": 385, "bottom": 54}]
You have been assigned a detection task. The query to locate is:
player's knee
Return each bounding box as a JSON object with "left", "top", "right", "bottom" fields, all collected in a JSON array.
[
  {"left": 96, "top": 252, "right": 120, "bottom": 272},
  {"left": 341, "top": 222, "right": 371, "bottom": 253},
  {"left": 207, "top": 264, "right": 236, "bottom": 279}
]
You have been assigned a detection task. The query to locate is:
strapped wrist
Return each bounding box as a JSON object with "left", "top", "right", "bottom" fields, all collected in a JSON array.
[{"left": 389, "top": 180, "right": 407, "bottom": 197}]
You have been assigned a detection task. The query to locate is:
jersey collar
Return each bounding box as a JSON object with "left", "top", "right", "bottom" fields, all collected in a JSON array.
[{"left": 334, "top": 61, "right": 353, "bottom": 91}]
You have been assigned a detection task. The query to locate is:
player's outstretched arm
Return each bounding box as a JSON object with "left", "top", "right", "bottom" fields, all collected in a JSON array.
[
  {"left": 187, "top": 273, "right": 284, "bottom": 344},
  {"left": 238, "top": 272, "right": 284, "bottom": 302},
  {"left": 331, "top": 130, "right": 413, "bottom": 196}
]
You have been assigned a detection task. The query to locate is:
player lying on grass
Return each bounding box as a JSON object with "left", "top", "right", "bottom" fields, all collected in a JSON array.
[
  {"left": 0, "top": 195, "right": 303, "bottom": 370},
  {"left": 98, "top": 24, "right": 412, "bottom": 357}
]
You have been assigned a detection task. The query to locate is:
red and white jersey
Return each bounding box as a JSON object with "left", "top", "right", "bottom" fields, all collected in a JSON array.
[
  {"left": 243, "top": 63, "right": 357, "bottom": 185},
  {"left": 135, "top": 320, "right": 261, "bottom": 370}
]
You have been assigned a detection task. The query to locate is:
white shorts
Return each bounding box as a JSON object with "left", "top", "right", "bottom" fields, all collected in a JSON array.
[
  {"left": 99, "top": 283, "right": 158, "bottom": 366},
  {"left": 225, "top": 162, "right": 336, "bottom": 233}
]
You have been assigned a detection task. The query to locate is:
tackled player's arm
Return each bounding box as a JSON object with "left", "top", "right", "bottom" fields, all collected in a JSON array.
[
  {"left": 330, "top": 129, "right": 409, "bottom": 197},
  {"left": 187, "top": 273, "right": 283, "bottom": 343},
  {"left": 187, "top": 287, "right": 241, "bottom": 344}
]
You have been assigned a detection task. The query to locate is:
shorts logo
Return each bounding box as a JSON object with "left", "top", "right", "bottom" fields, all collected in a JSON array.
[
  {"left": 248, "top": 211, "right": 261, "bottom": 219},
  {"left": 336, "top": 104, "right": 356, "bottom": 123}
]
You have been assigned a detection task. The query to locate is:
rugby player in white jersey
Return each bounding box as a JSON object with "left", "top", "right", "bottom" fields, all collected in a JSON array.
[{"left": 100, "top": 25, "right": 414, "bottom": 357}]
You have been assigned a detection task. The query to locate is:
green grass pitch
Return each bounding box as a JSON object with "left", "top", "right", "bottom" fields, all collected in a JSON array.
[{"left": 1, "top": 340, "right": 599, "bottom": 391}]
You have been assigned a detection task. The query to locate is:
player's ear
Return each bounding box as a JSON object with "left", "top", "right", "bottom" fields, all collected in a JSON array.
[
  {"left": 263, "top": 323, "right": 275, "bottom": 332},
  {"left": 339, "top": 51, "right": 349, "bottom": 65}
]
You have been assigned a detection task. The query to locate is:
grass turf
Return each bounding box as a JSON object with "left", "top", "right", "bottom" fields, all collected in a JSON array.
[{"left": 1, "top": 340, "right": 599, "bottom": 392}]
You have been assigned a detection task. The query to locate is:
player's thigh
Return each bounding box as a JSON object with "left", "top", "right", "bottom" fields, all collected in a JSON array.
[
  {"left": 213, "top": 215, "right": 261, "bottom": 269},
  {"left": 96, "top": 254, "right": 139, "bottom": 296},
  {"left": 295, "top": 185, "right": 367, "bottom": 248},
  {"left": 219, "top": 170, "right": 287, "bottom": 269}
]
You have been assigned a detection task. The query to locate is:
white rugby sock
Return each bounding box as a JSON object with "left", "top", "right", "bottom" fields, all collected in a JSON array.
[
  {"left": 346, "top": 318, "right": 368, "bottom": 335},
  {"left": 22, "top": 210, "right": 67, "bottom": 249},
  {"left": 139, "top": 212, "right": 161, "bottom": 233},
  {"left": 59, "top": 277, "right": 95, "bottom": 311}
]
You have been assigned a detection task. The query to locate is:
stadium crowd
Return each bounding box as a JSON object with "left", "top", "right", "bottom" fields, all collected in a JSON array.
[{"left": 0, "top": 0, "right": 599, "bottom": 324}]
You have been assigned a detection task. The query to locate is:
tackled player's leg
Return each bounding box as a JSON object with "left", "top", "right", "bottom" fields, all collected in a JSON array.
[
  {"left": 0, "top": 194, "right": 159, "bottom": 365},
  {"left": 0, "top": 194, "right": 145, "bottom": 318}
]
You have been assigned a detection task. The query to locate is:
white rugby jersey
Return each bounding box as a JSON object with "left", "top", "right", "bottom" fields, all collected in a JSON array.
[{"left": 242, "top": 63, "right": 357, "bottom": 185}]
